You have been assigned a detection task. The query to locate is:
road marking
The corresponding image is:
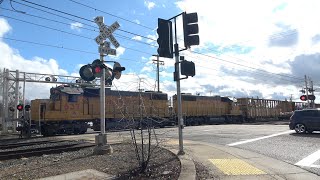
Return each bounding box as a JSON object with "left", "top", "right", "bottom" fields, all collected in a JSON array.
[
  {"left": 227, "top": 130, "right": 294, "bottom": 146},
  {"left": 295, "top": 150, "right": 320, "bottom": 168},
  {"left": 209, "top": 158, "right": 266, "bottom": 175}
]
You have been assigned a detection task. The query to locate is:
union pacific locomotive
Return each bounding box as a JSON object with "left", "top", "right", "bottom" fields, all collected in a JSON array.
[{"left": 29, "top": 85, "right": 298, "bottom": 136}]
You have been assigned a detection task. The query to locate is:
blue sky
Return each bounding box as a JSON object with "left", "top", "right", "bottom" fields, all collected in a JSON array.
[{"left": 1, "top": 0, "right": 320, "bottom": 103}]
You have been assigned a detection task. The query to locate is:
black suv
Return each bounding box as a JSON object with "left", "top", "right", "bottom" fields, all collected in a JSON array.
[{"left": 289, "top": 109, "right": 320, "bottom": 133}]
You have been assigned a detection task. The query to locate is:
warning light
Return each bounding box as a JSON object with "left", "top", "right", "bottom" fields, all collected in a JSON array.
[
  {"left": 17, "top": 104, "right": 24, "bottom": 111},
  {"left": 95, "top": 66, "right": 102, "bottom": 73},
  {"left": 300, "top": 95, "right": 307, "bottom": 101}
]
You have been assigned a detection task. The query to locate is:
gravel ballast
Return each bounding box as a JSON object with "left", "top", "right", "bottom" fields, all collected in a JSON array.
[{"left": 0, "top": 141, "right": 181, "bottom": 180}]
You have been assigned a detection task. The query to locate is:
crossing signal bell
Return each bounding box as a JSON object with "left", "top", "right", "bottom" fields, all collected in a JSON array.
[
  {"left": 17, "top": 104, "right": 23, "bottom": 111},
  {"left": 157, "top": 18, "right": 173, "bottom": 58},
  {"left": 183, "top": 12, "right": 199, "bottom": 48}
]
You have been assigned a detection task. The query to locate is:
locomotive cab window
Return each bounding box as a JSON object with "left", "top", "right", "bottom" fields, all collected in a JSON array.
[{"left": 68, "top": 94, "right": 78, "bottom": 102}]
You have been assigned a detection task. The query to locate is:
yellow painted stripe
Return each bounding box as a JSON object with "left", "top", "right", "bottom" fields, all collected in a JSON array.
[{"left": 209, "top": 159, "right": 266, "bottom": 175}]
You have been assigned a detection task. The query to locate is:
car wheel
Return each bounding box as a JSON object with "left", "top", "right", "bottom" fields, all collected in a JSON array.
[{"left": 294, "top": 123, "right": 306, "bottom": 133}]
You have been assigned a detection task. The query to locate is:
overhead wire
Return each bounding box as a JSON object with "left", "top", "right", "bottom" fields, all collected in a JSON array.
[
  {"left": 15, "top": 0, "right": 156, "bottom": 41},
  {"left": 0, "top": 7, "right": 157, "bottom": 47},
  {"left": 68, "top": 0, "right": 154, "bottom": 30},
  {"left": 3, "top": 0, "right": 306, "bottom": 83},
  {"left": 1, "top": 37, "right": 150, "bottom": 64}
]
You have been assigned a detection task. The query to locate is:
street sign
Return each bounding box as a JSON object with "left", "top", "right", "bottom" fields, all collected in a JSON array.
[
  {"left": 94, "top": 16, "right": 120, "bottom": 55},
  {"left": 109, "top": 34, "right": 120, "bottom": 48},
  {"left": 99, "top": 46, "right": 116, "bottom": 56},
  {"left": 94, "top": 19, "right": 120, "bottom": 48}
]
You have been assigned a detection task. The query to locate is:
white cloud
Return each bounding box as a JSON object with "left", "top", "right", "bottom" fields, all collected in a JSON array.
[
  {"left": 0, "top": 18, "right": 11, "bottom": 37},
  {"left": 0, "top": 18, "right": 74, "bottom": 100},
  {"left": 70, "top": 22, "right": 83, "bottom": 32},
  {"left": 108, "top": 47, "right": 126, "bottom": 60},
  {"left": 170, "top": 0, "right": 320, "bottom": 102},
  {"left": 132, "top": 36, "right": 142, "bottom": 41},
  {"left": 133, "top": 19, "right": 140, "bottom": 24},
  {"left": 144, "top": 1, "right": 156, "bottom": 10}
]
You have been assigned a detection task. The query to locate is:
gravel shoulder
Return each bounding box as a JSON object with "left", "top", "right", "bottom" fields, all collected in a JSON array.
[{"left": 0, "top": 136, "right": 181, "bottom": 180}]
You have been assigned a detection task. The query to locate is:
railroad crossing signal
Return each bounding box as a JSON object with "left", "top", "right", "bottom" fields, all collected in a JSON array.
[
  {"left": 94, "top": 16, "right": 120, "bottom": 54},
  {"left": 79, "top": 59, "right": 112, "bottom": 81},
  {"left": 300, "top": 95, "right": 316, "bottom": 101},
  {"left": 17, "top": 104, "right": 23, "bottom": 111}
]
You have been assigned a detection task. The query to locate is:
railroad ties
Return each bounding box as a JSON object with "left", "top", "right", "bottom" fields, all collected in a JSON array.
[{"left": 0, "top": 139, "right": 95, "bottom": 161}]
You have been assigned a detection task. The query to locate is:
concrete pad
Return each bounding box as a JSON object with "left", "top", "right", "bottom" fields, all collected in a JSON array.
[{"left": 38, "top": 169, "right": 114, "bottom": 180}]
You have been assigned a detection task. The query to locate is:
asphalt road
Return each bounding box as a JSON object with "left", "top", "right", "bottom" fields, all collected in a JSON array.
[{"left": 162, "top": 123, "right": 320, "bottom": 176}]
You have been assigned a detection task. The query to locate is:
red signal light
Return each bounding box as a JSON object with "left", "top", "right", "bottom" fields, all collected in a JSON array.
[
  {"left": 300, "top": 95, "right": 307, "bottom": 101},
  {"left": 95, "top": 66, "right": 102, "bottom": 73},
  {"left": 17, "top": 104, "right": 24, "bottom": 111}
]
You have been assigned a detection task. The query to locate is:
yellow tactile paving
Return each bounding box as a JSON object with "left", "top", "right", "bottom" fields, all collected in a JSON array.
[{"left": 209, "top": 159, "right": 266, "bottom": 175}]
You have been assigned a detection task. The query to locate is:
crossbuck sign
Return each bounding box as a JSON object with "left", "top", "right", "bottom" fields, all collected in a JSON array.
[{"left": 94, "top": 16, "right": 120, "bottom": 55}]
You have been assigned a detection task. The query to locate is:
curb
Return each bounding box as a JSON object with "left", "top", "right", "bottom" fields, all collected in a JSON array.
[{"left": 166, "top": 148, "right": 196, "bottom": 180}]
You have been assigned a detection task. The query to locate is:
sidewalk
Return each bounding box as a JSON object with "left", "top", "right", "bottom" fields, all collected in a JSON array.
[{"left": 165, "top": 139, "right": 320, "bottom": 180}]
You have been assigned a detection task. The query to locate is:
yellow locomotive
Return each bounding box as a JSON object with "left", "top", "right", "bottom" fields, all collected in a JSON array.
[
  {"left": 30, "top": 85, "right": 297, "bottom": 136},
  {"left": 31, "top": 85, "right": 170, "bottom": 136}
]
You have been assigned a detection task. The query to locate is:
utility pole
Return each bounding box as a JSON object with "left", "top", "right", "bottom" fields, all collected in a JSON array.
[
  {"left": 305, "top": 75, "right": 310, "bottom": 108},
  {"left": 310, "top": 80, "right": 315, "bottom": 108},
  {"left": 152, "top": 55, "right": 164, "bottom": 92}
]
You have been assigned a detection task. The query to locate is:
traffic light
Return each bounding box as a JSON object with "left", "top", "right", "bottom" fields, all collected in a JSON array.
[
  {"left": 182, "top": 12, "right": 199, "bottom": 48},
  {"left": 181, "top": 60, "right": 195, "bottom": 77},
  {"left": 300, "top": 95, "right": 307, "bottom": 101},
  {"left": 157, "top": 18, "right": 173, "bottom": 58},
  {"left": 17, "top": 104, "right": 24, "bottom": 111},
  {"left": 25, "top": 105, "right": 31, "bottom": 111}
]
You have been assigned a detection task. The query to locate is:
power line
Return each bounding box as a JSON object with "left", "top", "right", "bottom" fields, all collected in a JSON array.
[
  {"left": 0, "top": 15, "right": 155, "bottom": 55},
  {"left": 188, "top": 50, "right": 304, "bottom": 81},
  {"left": 15, "top": 0, "right": 156, "bottom": 41},
  {"left": 1, "top": 6, "right": 305, "bottom": 83},
  {"left": 68, "top": 0, "right": 154, "bottom": 30},
  {"left": 2, "top": 35, "right": 304, "bottom": 87},
  {"left": 1, "top": 37, "right": 151, "bottom": 64},
  {"left": 10, "top": 0, "right": 304, "bottom": 82},
  {"left": 0, "top": 7, "right": 157, "bottom": 47}
]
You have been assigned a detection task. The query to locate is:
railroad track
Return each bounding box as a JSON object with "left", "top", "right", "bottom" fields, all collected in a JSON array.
[
  {"left": 0, "top": 140, "right": 68, "bottom": 149},
  {"left": 0, "top": 141, "right": 95, "bottom": 161}
]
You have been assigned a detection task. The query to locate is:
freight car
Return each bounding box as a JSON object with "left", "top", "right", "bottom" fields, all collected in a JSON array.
[
  {"left": 30, "top": 85, "right": 171, "bottom": 136},
  {"left": 172, "top": 94, "right": 243, "bottom": 125},
  {"left": 172, "top": 94, "right": 297, "bottom": 125}
]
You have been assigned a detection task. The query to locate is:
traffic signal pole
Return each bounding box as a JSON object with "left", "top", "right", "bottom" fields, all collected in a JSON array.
[{"left": 173, "top": 17, "right": 185, "bottom": 155}]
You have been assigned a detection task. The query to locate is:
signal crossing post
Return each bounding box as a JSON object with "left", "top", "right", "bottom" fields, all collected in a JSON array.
[{"left": 93, "top": 16, "right": 121, "bottom": 155}]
